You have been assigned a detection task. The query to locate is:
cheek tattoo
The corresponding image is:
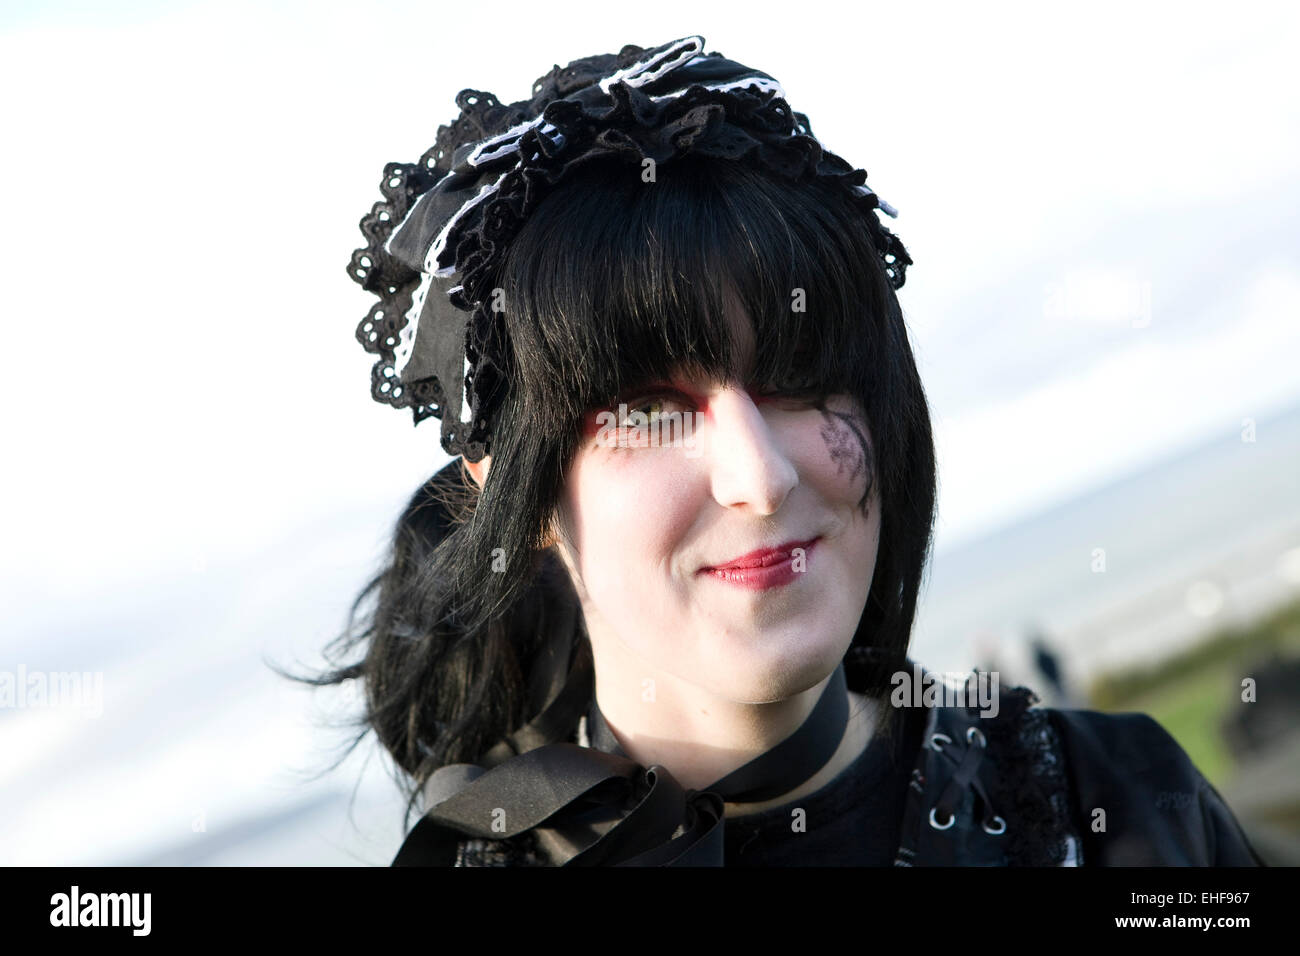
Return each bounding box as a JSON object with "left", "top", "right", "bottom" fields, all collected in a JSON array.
[{"left": 818, "top": 404, "right": 876, "bottom": 516}]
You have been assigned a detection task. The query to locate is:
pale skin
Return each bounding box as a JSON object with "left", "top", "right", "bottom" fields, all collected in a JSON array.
[{"left": 463, "top": 304, "right": 882, "bottom": 821}]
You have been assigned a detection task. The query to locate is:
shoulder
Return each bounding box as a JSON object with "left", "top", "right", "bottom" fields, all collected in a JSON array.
[{"left": 1043, "top": 707, "right": 1265, "bottom": 866}]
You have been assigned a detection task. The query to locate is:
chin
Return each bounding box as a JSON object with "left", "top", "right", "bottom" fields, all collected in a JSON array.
[{"left": 699, "top": 627, "right": 851, "bottom": 705}]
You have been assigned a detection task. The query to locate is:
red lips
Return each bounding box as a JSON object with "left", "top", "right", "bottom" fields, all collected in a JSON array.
[{"left": 701, "top": 538, "right": 820, "bottom": 572}]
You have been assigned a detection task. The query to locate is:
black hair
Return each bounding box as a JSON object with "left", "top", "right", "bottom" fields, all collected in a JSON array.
[{"left": 280, "top": 153, "right": 937, "bottom": 827}]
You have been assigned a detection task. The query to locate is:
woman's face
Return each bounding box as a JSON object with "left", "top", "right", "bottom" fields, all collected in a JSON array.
[{"left": 551, "top": 312, "right": 881, "bottom": 705}]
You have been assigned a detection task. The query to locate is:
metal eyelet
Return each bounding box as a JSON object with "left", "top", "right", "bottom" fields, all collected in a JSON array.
[
  {"left": 966, "top": 726, "right": 986, "bottom": 748},
  {"left": 982, "top": 815, "right": 1007, "bottom": 835},
  {"left": 929, "top": 807, "right": 956, "bottom": 830},
  {"left": 928, "top": 733, "right": 952, "bottom": 753}
]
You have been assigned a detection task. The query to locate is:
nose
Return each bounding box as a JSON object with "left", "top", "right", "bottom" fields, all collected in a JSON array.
[{"left": 703, "top": 388, "right": 798, "bottom": 515}]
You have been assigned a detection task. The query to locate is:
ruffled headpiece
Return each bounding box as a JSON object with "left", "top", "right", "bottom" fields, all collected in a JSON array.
[{"left": 347, "top": 35, "right": 912, "bottom": 462}]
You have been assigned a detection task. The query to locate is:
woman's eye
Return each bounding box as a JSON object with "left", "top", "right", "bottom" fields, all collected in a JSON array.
[
  {"left": 594, "top": 393, "right": 692, "bottom": 450},
  {"left": 616, "top": 395, "right": 679, "bottom": 425}
]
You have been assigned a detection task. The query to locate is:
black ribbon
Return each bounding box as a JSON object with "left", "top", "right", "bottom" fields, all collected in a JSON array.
[{"left": 392, "top": 631, "right": 850, "bottom": 867}]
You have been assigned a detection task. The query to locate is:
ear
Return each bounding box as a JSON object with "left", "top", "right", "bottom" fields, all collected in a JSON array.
[
  {"left": 462, "top": 454, "right": 561, "bottom": 551},
  {"left": 462, "top": 454, "right": 491, "bottom": 489},
  {"left": 539, "top": 517, "right": 559, "bottom": 551}
]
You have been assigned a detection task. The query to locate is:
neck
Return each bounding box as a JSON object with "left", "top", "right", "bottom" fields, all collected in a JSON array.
[{"left": 586, "top": 632, "right": 877, "bottom": 815}]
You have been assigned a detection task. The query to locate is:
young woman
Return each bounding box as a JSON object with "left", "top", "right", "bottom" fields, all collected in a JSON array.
[{"left": 298, "top": 36, "right": 1264, "bottom": 866}]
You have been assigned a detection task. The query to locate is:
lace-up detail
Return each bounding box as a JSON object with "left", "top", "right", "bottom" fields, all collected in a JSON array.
[
  {"left": 893, "top": 678, "right": 1079, "bottom": 867},
  {"left": 925, "top": 726, "right": 1006, "bottom": 836}
]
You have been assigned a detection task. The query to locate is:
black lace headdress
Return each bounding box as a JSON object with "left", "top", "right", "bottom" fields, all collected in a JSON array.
[{"left": 347, "top": 35, "right": 912, "bottom": 463}]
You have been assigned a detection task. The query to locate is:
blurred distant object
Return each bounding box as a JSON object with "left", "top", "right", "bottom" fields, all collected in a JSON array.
[
  {"left": 1033, "top": 639, "right": 1061, "bottom": 689},
  {"left": 1220, "top": 652, "right": 1300, "bottom": 756},
  {"left": 1221, "top": 715, "right": 1300, "bottom": 867},
  {"left": 1027, "top": 629, "right": 1081, "bottom": 707},
  {"left": 1220, "top": 652, "right": 1300, "bottom": 866}
]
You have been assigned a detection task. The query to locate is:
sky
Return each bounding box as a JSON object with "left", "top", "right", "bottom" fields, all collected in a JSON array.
[{"left": 1, "top": 0, "right": 1298, "bottom": 863}]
